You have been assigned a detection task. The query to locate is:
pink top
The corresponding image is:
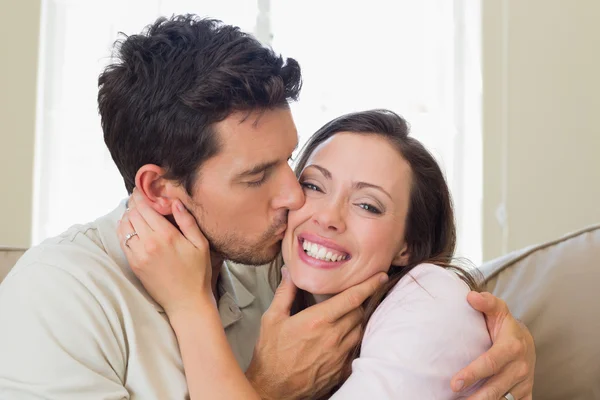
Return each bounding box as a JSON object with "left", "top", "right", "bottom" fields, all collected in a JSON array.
[{"left": 331, "top": 263, "right": 492, "bottom": 399}]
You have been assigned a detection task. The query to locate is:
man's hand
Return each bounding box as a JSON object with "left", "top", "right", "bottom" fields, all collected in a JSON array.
[
  {"left": 246, "top": 268, "right": 388, "bottom": 400},
  {"left": 451, "top": 292, "right": 536, "bottom": 400}
]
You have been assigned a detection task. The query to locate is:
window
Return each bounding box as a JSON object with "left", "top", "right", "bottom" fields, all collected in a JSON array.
[{"left": 34, "top": 0, "right": 481, "bottom": 264}]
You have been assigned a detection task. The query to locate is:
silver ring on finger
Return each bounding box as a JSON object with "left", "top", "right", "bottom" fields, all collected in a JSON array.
[
  {"left": 124, "top": 232, "right": 138, "bottom": 247},
  {"left": 504, "top": 392, "right": 515, "bottom": 400}
]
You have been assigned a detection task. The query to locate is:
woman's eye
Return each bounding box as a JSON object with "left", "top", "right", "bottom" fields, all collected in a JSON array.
[
  {"left": 300, "top": 182, "right": 321, "bottom": 192},
  {"left": 357, "top": 203, "right": 382, "bottom": 214}
]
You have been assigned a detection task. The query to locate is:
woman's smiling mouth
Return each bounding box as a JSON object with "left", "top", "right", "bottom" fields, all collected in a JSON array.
[{"left": 296, "top": 234, "right": 351, "bottom": 269}]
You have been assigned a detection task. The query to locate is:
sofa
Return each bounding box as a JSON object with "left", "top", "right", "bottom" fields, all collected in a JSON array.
[
  {"left": 0, "top": 246, "right": 26, "bottom": 284},
  {"left": 480, "top": 224, "right": 600, "bottom": 399},
  {"left": 1, "top": 225, "right": 599, "bottom": 399}
]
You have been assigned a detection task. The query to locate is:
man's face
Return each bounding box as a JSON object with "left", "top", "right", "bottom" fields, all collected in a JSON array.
[{"left": 186, "top": 107, "right": 304, "bottom": 265}]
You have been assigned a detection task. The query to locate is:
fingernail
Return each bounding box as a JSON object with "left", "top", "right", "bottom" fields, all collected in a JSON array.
[
  {"left": 176, "top": 201, "right": 185, "bottom": 212},
  {"left": 454, "top": 379, "right": 464, "bottom": 391},
  {"left": 379, "top": 274, "right": 389, "bottom": 284},
  {"left": 281, "top": 267, "right": 289, "bottom": 280}
]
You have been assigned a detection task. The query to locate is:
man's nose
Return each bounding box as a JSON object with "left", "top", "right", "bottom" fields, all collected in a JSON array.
[{"left": 272, "top": 165, "right": 305, "bottom": 211}]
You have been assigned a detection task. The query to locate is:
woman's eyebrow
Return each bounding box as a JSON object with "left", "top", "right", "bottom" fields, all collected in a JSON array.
[
  {"left": 352, "top": 181, "right": 393, "bottom": 201},
  {"left": 304, "top": 164, "right": 332, "bottom": 179},
  {"left": 305, "top": 164, "right": 392, "bottom": 201}
]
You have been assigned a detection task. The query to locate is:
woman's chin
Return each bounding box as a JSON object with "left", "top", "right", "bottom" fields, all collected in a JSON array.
[{"left": 289, "top": 271, "right": 338, "bottom": 295}]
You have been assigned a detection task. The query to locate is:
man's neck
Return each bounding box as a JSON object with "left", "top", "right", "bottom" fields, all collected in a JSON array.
[{"left": 210, "top": 252, "right": 224, "bottom": 299}]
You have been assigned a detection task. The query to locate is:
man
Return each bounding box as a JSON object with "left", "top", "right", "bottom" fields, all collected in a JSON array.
[{"left": 0, "top": 15, "right": 534, "bottom": 399}]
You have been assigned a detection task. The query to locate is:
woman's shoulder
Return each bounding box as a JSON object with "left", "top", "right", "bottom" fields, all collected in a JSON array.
[
  {"left": 379, "top": 264, "right": 471, "bottom": 308},
  {"left": 364, "top": 263, "right": 487, "bottom": 339},
  {"left": 350, "top": 263, "right": 491, "bottom": 397}
]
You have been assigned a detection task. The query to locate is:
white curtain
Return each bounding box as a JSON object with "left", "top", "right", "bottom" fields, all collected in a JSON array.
[{"left": 34, "top": 0, "right": 482, "bottom": 263}]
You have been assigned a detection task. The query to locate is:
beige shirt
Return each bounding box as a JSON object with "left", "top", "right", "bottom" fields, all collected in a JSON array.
[{"left": 0, "top": 201, "right": 278, "bottom": 400}]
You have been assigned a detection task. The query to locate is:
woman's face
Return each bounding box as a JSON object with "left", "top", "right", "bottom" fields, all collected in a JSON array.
[{"left": 282, "top": 132, "right": 412, "bottom": 295}]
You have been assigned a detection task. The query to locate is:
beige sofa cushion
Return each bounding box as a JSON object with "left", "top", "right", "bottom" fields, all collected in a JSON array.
[
  {"left": 481, "top": 224, "right": 600, "bottom": 400},
  {"left": 0, "top": 247, "right": 26, "bottom": 283}
]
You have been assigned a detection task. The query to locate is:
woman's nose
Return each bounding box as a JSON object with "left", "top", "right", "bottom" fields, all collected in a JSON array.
[{"left": 312, "top": 202, "right": 346, "bottom": 233}]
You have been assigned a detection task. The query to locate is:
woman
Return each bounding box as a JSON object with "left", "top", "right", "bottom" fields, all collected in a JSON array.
[
  {"left": 119, "top": 110, "right": 503, "bottom": 398},
  {"left": 280, "top": 109, "right": 490, "bottom": 398}
]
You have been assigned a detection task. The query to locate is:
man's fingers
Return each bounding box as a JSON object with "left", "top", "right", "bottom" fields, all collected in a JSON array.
[
  {"left": 451, "top": 341, "right": 518, "bottom": 393},
  {"left": 319, "top": 273, "right": 388, "bottom": 323},
  {"left": 266, "top": 267, "right": 297, "bottom": 317},
  {"left": 334, "top": 307, "right": 363, "bottom": 339},
  {"left": 339, "top": 318, "right": 363, "bottom": 351},
  {"left": 463, "top": 369, "right": 529, "bottom": 400},
  {"left": 467, "top": 292, "right": 509, "bottom": 318},
  {"left": 171, "top": 200, "right": 208, "bottom": 250}
]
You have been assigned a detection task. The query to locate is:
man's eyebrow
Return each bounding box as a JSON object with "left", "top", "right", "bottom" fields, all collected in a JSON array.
[{"left": 237, "top": 160, "right": 279, "bottom": 177}]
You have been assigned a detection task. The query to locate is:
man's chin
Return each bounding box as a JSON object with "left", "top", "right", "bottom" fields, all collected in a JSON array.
[{"left": 220, "top": 241, "right": 282, "bottom": 266}]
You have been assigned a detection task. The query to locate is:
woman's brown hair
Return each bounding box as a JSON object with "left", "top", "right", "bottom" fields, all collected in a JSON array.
[{"left": 292, "top": 109, "right": 482, "bottom": 395}]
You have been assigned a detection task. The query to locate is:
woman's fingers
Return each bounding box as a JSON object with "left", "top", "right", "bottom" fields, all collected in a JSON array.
[
  {"left": 131, "top": 191, "right": 174, "bottom": 234},
  {"left": 117, "top": 213, "right": 141, "bottom": 253},
  {"left": 127, "top": 207, "right": 155, "bottom": 238},
  {"left": 171, "top": 199, "right": 209, "bottom": 250}
]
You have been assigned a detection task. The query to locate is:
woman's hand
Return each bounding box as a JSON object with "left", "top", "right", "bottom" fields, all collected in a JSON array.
[
  {"left": 117, "top": 190, "right": 215, "bottom": 316},
  {"left": 118, "top": 191, "right": 260, "bottom": 400}
]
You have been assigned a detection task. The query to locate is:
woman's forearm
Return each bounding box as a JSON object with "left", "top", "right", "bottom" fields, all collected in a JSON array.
[{"left": 169, "top": 301, "right": 261, "bottom": 400}]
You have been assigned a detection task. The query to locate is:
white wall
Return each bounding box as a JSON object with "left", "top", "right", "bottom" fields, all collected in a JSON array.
[
  {"left": 2, "top": 0, "right": 599, "bottom": 257},
  {"left": 483, "top": 0, "right": 600, "bottom": 260},
  {"left": 0, "top": 0, "right": 41, "bottom": 247}
]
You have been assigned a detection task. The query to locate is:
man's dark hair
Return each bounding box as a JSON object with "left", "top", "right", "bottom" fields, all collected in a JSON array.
[{"left": 98, "top": 14, "right": 302, "bottom": 193}]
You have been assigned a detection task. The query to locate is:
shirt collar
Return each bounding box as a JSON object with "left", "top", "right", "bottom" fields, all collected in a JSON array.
[
  {"left": 219, "top": 261, "right": 256, "bottom": 308},
  {"left": 217, "top": 262, "right": 255, "bottom": 329}
]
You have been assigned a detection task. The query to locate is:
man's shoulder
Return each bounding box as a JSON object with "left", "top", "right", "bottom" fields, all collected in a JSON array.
[
  {"left": 10, "top": 202, "right": 127, "bottom": 284},
  {"left": 12, "top": 226, "right": 107, "bottom": 276},
  {"left": 5, "top": 222, "right": 129, "bottom": 304}
]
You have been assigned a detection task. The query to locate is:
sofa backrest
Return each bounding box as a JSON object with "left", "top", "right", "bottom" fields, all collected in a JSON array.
[
  {"left": 482, "top": 224, "right": 600, "bottom": 400},
  {"left": 0, "top": 247, "right": 26, "bottom": 284}
]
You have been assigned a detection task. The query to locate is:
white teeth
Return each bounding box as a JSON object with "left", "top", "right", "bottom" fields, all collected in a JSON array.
[
  {"left": 317, "top": 247, "right": 327, "bottom": 259},
  {"left": 302, "top": 240, "right": 348, "bottom": 262},
  {"left": 310, "top": 243, "right": 318, "bottom": 255}
]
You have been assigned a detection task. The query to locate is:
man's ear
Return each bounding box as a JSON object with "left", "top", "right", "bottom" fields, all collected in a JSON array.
[
  {"left": 134, "top": 164, "right": 184, "bottom": 215},
  {"left": 391, "top": 243, "right": 410, "bottom": 267}
]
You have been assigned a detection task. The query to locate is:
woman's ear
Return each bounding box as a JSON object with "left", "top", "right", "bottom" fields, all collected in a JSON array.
[
  {"left": 134, "top": 164, "right": 183, "bottom": 215},
  {"left": 392, "top": 243, "right": 410, "bottom": 267}
]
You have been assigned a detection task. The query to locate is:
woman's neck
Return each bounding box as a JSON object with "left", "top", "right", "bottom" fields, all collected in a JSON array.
[{"left": 310, "top": 293, "right": 334, "bottom": 304}]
